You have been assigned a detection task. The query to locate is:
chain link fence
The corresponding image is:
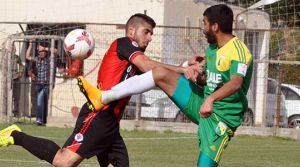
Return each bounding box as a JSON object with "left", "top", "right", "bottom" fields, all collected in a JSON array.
[{"left": 0, "top": 24, "right": 299, "bottom": 129}]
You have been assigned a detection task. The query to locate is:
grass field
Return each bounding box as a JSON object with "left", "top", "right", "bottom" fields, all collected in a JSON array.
[{"left": 0, "top": 124, "right": 300, "bottom": 167}]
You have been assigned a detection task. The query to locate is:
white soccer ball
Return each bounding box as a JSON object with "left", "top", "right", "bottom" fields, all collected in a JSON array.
[{"left": 63, "top": 29, "right": 95, "bottom": 60}]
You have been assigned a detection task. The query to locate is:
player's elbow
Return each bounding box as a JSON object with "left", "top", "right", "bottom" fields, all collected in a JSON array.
[
  {"left": 232, "top": 84, "right": 242, "bottom": 91},
  {"left": 230, "top": 75, "right": 243, "bottom": 91},
  {"left": 25, "top": 55, "right": 31, "bottom": 61}
]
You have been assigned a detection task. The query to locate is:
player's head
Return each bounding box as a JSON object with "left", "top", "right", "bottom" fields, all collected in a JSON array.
[
  {"left": 202, "top": 4, "right": 233, "bottom": 44},
  {"left": 126, "top": 13, "right": 156, "bottom": 48}
]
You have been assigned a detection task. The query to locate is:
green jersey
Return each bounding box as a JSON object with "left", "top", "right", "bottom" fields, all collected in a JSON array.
[{"left": 204, "top": 36, "right": 253, "bottom": 129}]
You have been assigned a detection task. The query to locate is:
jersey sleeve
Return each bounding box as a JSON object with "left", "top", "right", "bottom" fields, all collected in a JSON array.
[
  {"left": 230, "top": 40, "right": 253, "bottom": 77},
  {"left": 117, "top": 37, "right": 145, "bottom": 62}
]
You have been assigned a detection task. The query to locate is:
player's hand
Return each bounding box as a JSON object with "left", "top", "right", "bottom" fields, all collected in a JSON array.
[
  {"left": 188, "top": 53, "right": 205, "bottom": 65},
  {"left": 199, "top": 96, "right": 214, "bottom": 118},
  {"left": 183, "top": 62, "right": 205, "bottom": 83},
  {"left": 195, "top": 60, "right": 205, "bottom": 75},
  {"left": 183, "top": 63, "right": 200, "bottom": 82}
]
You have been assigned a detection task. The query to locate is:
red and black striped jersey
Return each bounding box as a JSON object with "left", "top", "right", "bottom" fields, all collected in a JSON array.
[{"left": 97, "top": 37, "right": 145, "bottom": 121}]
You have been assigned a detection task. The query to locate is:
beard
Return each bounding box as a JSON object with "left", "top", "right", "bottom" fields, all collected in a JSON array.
[{"left": 203, "top": 29, "right": 217, "bottom": 44}]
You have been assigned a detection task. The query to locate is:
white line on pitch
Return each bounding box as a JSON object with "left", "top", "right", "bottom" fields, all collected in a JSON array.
[
  {"left": 0, "top": 158, "right": 97, "bottom": 166},
  {"left": 35, "top": 136, "right": 196, "bottom": 140}
]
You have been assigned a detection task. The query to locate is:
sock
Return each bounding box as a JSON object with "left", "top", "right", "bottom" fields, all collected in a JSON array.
[
  {"left": 11, "top": 131, "right": 60, "bottom": 164},
  {"left": 102, "top": 70, "right": 156, "bottom": 104}
]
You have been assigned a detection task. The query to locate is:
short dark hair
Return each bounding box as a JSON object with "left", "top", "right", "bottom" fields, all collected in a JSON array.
[
  {"left": 125, "top": 13, "right": 156, "bottom": 33},
  {"left": 203, "top": 4, "right": 233, "bottom": 33},
  {"left": 38, "top": 39, "right": 50, "bottom": 48}
]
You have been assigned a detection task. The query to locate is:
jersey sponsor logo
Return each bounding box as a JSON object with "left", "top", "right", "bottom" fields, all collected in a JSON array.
[
  {"left": 75, "top": 133, "right": 84, "bottom": 142},
  {"left": 216, "top": 54, "right": 230, "bottom": 71},
  {"left": 215, "top": 122, "right": 227, "bottom": 136},
  {"left": 237, "top": 63, "right": 247, "bottom": 76},
  {"left": 217, "top": 54, "right": 226, "bottom": 66},
  {"left": 131, "top": 41, "right": 139, "bottom": 47},
  {"left": 206, "top": 69, "right": 223, "bottom": 91}
]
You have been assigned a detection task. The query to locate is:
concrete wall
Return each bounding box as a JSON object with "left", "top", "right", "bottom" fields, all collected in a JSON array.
[
  {"left": 0, "top": 0, "right": 164, "bottom": 24},
  {"left": 164, "top": 0, "right": 205, "bottom": 27}
]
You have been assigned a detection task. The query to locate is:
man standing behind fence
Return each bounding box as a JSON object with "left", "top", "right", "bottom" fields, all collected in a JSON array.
[
  {"left": 11, "top": 44, "right": 25, "bottom": 117},
  {"left": 25, "top": 40, "right": 50, "bottom": 125}
]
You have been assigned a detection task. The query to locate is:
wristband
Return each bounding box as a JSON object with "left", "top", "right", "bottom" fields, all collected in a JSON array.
[{"left": 182, "top": 61, "right": 189, "bottom": 67}]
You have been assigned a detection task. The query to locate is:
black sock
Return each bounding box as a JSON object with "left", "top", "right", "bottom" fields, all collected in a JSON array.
[{"left": 11, "top": 131, "right": 60, "bottom": 164}]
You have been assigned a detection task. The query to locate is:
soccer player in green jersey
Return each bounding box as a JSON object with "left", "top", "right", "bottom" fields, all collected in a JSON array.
[{"left": 76, "top": 4, "right": 253, "bottom": 167}]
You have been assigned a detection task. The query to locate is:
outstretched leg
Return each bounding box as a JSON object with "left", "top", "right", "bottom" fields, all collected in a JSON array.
[
  {"left": 77, "top": 70, "right": 156, "bottom": 111},
  {"left": 77, "top": 67, "right": 202, "bottom": 124},
  {"left": 0, "top": 124, "right": 21, "bottom": 146},
  {"left": 77, "top": 69, "right": 178, "bottom": 107},
  {"left": 151, "top": 66, "right": 180, "bottom": 96},
  {"left": 0, "top": 124, "right": 83, "bottom": 167},
  {"left": 77, "top": 67, "right": 198, "bottom": 109}
]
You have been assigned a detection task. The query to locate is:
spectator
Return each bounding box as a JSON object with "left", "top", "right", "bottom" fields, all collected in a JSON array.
[
  {"left": 25, "top": 40, "right": 51, "bottom": 125},
  {"left": 11, "top": 45, "right": 24, "bottom": 117}
]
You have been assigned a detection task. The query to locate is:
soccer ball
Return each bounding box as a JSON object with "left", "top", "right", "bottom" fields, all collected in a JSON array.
[{"left": 63, "top": 29, "right": 95, "bottom": 60}]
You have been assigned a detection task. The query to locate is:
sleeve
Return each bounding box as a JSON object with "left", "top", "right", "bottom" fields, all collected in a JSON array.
[
  {"left": 117, "top": 37, "right": 144, "bottom": 62},
  {"left": 230, "top": 42, "right": 253, "bottom": 78}
]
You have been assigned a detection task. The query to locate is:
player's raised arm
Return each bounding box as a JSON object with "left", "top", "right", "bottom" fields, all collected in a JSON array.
[{"left": 25, "top": 41, "right": 35, "bottom": 61}]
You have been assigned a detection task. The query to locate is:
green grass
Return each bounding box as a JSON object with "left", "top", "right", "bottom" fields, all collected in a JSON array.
[{"left": 0, "top": 124, "right": 300, "bottom": 167}]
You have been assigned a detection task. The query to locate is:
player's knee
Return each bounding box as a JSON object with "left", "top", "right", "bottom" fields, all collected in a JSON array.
[
  {"left": 52, "top": 152, "right": 68, "bottom": 167},
  {"left": 52, "top": 150, "right": 79, "bottom": 167},
  {"left": 53, "top": 158, "right": 75, "bottom": 167},
  {"left": 152, "top": 67, "right": 171, "bottom": 82}
]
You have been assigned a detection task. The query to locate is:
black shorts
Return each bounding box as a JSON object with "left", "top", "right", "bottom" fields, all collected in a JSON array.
[{"left": 63, "top": 103, "right": 129, "bottom": 167}]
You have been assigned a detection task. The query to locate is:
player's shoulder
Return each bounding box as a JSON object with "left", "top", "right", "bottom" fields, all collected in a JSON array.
[
  {"left": 229, "top": 37, "right": 252, "bottom": 64},
  {"left": 230, "top": 37, "right": 251, "bottom": 56},
  {"left": 117, "top": 37, "right": 140, "bottom": 48},
  {"left": 117, "top": 36, "right": 130, "bottom": 41}
]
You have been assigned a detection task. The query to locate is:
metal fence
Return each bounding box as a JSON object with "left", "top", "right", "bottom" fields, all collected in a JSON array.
[{"left": 0, "top": 24, "right": 299, "bottom": 129}]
